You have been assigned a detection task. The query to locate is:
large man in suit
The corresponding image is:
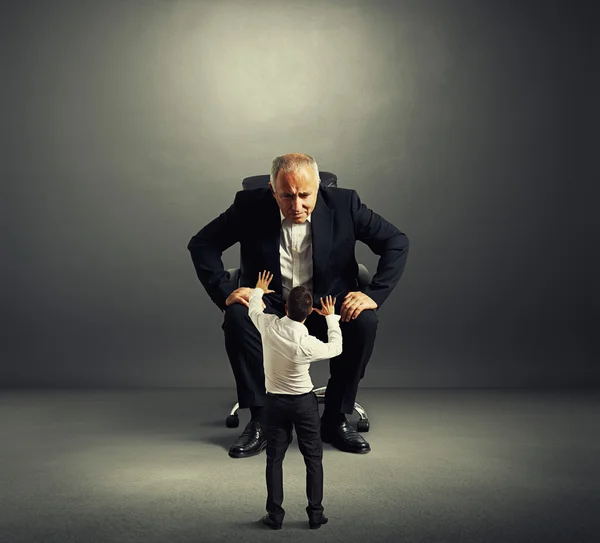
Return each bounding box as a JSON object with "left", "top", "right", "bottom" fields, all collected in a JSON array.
[{"left": 188, "top": 153, "right": 409, "bottom": 457}]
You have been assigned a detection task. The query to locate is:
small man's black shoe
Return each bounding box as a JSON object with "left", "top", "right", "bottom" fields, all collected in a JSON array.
[
  {"left": 309, "top": 515, "right": 329, "bottom": 529},
  {"left": 261, "top": 515, "right": 282, "bottom": 530}
]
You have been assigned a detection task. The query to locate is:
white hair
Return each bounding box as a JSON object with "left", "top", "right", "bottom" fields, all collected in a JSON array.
[{"left": 270, "top": 153, "right": 320, "bottom": 186}]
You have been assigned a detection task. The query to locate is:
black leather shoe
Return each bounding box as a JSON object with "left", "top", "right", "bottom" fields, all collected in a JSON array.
[
  {"left": 309, "top": 515, "right": 328, "bottom": 529},
  {"left": 228, "top": 420, "right": 267, "bottom": 458},
  {"left": 321, "top": 418, "right": 370, "bottom": 454},
  {"left": 261, "top": 515, "right": 282, "bottom": 530}
]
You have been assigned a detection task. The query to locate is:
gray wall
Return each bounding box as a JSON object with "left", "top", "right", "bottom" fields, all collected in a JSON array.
[{"left": 3, "top": 0, "right": 597, "bottom": 388}]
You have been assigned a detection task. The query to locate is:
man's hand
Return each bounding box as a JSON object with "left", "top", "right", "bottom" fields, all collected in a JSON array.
[
  {"left": 340, "top": 291, "right": 377, "bottom": 322},
  {"left": 225, "top": 287, "right": 266, "bottom": 309},
  {"left": 255, "top": 270, "right": 275, "bottom": 294},
  {"left": 225, "top": 287, "right": 254, "bottom": 308},
  {"left": 313, "top": 295, "right": 337, "bottom": 317}
]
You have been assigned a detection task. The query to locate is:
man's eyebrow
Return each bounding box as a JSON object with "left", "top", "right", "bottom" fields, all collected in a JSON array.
[{"left": 281, "top": 191, "right": 312, "bottom": 196}]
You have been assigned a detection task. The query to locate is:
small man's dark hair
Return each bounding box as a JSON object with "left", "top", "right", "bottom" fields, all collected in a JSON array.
[{"left": 287, "top": 286, "right": 313, "bottom": 322}]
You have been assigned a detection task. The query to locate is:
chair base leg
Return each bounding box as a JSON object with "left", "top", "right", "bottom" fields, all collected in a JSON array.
[{"left": 229, "top": 402, "right": 240, "bottom": 417}]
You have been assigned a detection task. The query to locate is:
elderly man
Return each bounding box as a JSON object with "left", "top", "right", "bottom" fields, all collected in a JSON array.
[{"left": 188, "top": 153, "right": 409, "bottom": 457}]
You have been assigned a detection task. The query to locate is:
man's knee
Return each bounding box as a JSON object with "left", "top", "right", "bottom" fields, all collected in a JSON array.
[
  {"left": 346, "top": 308, "right": 378, "bottom": 335},
  {"left": 222, "top": 303, "right": 249, "bottom": 330}
]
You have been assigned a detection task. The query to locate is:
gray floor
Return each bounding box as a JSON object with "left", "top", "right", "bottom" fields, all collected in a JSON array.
[{"left": 1, "top": 388, "right": 599, "bottom": 543}]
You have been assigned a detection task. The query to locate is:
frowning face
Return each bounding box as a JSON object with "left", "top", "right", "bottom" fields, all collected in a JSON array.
[{"left": 270, "top": 166, "right": 319, "bottom": 224}]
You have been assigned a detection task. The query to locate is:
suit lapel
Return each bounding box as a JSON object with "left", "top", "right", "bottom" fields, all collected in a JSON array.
[
  {"left": 310, "top": 189, "right": 333, "bottom": 292},
  {"left": 262, "top": 193, "right": 283, "bottom": 293}
]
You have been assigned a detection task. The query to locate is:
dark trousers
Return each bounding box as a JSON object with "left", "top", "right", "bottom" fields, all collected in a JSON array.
[
  {"left": 222, "top": 294, "right": 378, "bottom": 416},
  {"left": 265, "top": 391, "right": 323, "bottom": 524}
]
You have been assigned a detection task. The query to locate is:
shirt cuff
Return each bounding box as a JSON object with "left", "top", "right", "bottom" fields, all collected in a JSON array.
[
  {"left": 250, "top": 288, "right": 264, "bottom": 300},
  {"left": 325, "top": 314, "right": 341, "bottom": 325}
]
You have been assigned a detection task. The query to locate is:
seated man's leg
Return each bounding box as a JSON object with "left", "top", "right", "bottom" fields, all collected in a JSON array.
[
  {"left": 222, "top": 299, "right": 284, "bottom": 458},
  {"left": 307, "top": 308, "right": 378, "bottom": 453},
  {"left": 223, "top": 303, "right": 265, "bottom": 411},
  {"left": 328, "top": 308, "right": 378, "bottom": 416}
]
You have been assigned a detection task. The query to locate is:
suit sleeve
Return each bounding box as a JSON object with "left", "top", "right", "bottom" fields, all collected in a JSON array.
[
  {"left": 350, "top": 190, "right": 409, "bottom": 308},
  {"left": 187, "top": 191, "right": 245, "bottom": 311}
]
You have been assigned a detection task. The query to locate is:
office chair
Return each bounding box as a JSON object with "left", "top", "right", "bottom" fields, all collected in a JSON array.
[{"left": 224, "top": 171, "right": 371, "bottom": 432}]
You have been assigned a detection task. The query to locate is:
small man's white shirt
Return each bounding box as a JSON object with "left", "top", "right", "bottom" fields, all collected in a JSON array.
[{"left": 248, "top": 288, "right": 342, "bottom": 395}]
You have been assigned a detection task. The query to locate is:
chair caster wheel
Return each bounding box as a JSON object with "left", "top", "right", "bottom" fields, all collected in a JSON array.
[
  {"left": 356, "top": 419, "right": 369, "bottom": 432},
  {"left": 226, "top": 415, "right": 239, "bottom": 428}
]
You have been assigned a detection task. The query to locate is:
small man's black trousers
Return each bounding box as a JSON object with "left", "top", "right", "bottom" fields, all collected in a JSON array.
[{"left": 265, "top": 390, "right": 324, "bottom": 525}]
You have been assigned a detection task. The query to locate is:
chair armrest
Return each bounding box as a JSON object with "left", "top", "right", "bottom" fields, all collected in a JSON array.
[
  {"left": 227, "top": 268, "right": 241, "bottom": 288},
  {"left": 357, "top": 263, "right": 372, "bottom": 292}
]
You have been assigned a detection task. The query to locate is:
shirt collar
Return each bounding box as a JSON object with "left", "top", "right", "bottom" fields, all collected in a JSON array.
[
  {"left": 280, "top": 315, "right": 308, "bottom": 332},
  {"left": 279, "top": 210, "right": 312, "bottom": 224}
]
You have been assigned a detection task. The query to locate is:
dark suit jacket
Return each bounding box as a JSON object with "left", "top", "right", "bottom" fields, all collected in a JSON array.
[{"left": 188, "top": 186, "right": 409, "bottom": 312}]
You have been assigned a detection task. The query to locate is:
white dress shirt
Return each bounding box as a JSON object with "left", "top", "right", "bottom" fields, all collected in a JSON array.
[
  {"left": 279, "top": 211, "right": 313, "bottom": 302},
  {"left": 248, "top": 288, "right": 343, "bottom": 394}
]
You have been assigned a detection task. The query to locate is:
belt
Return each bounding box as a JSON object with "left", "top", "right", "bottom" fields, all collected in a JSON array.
[{"left": 267, "top": 390, "right": 313, "bottom": 398}]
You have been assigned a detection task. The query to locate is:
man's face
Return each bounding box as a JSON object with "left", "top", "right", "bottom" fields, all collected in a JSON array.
[{"left": 270, "top": 166, "right": 319, "bottom": 224}]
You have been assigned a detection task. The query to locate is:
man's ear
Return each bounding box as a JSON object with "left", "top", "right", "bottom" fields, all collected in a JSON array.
[{"left": 269, "top": 182, "right": 276, "bottom": 196}]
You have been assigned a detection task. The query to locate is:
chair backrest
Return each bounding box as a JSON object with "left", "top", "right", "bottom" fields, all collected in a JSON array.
[{"left": 242, "top": 171, "right": 337, "bottom": 190}]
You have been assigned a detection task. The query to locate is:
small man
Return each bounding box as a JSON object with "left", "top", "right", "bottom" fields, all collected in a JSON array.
[{"left": 248, "top": 270, "right": 342, "bottom": 530}]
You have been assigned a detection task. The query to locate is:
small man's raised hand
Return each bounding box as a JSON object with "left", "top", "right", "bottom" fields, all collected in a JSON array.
[
  {"left": 255, "top": 270, "right": 275, "bottom": 294},
  {"left": 313, "top": 295, "right": 337, "bottom": 317}
]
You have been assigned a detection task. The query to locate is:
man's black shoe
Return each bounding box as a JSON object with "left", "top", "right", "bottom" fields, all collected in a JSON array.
[
  {"left": 261, "top": 515, "right": 282, "bottom": 530},
  {"left": 321, "top": 418, "right": 370, "bottom": 454},
  {"left": 228, "top": 420, "right": 267, "bottom": 458},
  {"left": 309, "top": 515, "right": 329, "bottom": 529}
]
